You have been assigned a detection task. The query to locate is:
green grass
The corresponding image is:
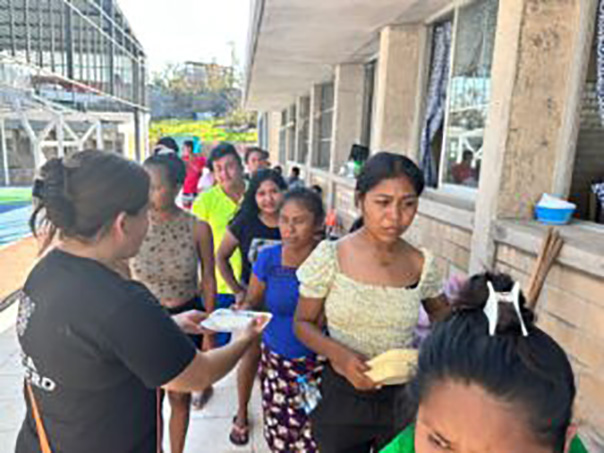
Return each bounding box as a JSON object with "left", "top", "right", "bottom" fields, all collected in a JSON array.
[
  {"left": 0, "top": 187, "right": 32, "bottom": 205},
  {"left": 150, "top": 119, "right": 257, "bottom": 146}
]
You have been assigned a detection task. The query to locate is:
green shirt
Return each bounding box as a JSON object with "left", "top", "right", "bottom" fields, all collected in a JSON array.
[
  {"left": 192, "top": 185, "right": 242, "bottom": 295},
  {"left": 380, "top": 426, "right": 588, "bottom": 453}
]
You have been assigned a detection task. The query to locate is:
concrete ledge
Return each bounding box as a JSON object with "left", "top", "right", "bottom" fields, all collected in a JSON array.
[
  {"left": 332, "top": 174, "right": 356, "bottom": 189},
  {"left": 418, "top": 192, "right": 475, "bottom": 231},
  {"left": 493, "top": 219, "right": 604, "bottom": 279},
  {"left": 309, "top": 167, "right": 332, "bottom": 180}
]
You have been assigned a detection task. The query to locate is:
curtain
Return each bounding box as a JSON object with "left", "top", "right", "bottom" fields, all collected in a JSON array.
[
  {"left": 420, "top": 21, "right": 452, "bottom": 187},
  {"left": 598, "top": 0, "right": 604, "bottom": 125}
]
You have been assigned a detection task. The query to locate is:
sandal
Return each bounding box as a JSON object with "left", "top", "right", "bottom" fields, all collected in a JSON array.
[
  {"left": 191, "top": 386, "right": 213, "bottom": 411},
  {"left": 229, "top": 416, "right": 250, "bottom": 446}
]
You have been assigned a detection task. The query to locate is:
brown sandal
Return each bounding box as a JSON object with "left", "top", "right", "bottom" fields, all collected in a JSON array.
[{"left": 229, "top": 416, "right": 250, "bottom": 446}]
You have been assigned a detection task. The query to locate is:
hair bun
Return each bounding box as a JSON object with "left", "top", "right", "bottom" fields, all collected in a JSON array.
[
  {"left": 41, "top": 158, "right": 76, "bottom": 232},
  {"left": 454, "top": 272, "right": 535, "bottom": 336}
]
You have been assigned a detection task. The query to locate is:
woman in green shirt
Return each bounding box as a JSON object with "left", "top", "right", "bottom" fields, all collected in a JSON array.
[{"left": 382, "top": 272, "right": 588, "bottom": 453}]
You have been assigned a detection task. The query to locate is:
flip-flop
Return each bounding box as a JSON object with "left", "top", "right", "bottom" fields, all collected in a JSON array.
[
  {"left": 229, "top": 416, "right": 250, "bottom": 446},
  {"left": 191, "top": 386, "right": 213, "bottom": 410}
]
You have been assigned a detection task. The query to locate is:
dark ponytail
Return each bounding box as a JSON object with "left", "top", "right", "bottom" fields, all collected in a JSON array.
[
  {"left": 30, "top": 150, "right": 149, "bottom": 241},
  {"left": 37, "top": 158, "right": 76, "bottom": 232},
  {"left": 408, "top": 272, "right": 575, "bottom": 452}
]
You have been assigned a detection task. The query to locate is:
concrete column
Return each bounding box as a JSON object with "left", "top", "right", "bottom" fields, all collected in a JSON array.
[
  {"left": 267, "top": 111, "right": 281, "bottom": 167},
  {"left": 96, "top": 120, "right": 103, "bottom": 151},
  {"left": 56, "top": 115, "right": 65, "bottom": 158},
  {"left": 470, "top": 0, "right": 597, "bottom": 273},
  {"left": 330, "top": 63, "right": 365, "bottom": 174},
  {"left": 373, "top": 24, "right": 427, "bottom": 156}
]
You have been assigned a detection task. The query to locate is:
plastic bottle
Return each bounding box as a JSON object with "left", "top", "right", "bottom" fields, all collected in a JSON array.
[{"left": 296, "top": 375, "right": 321, "bottom": 415}]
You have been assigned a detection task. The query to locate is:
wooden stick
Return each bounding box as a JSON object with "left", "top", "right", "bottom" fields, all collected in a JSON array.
[
  {"left": 526, "top": 228, "right": 552, "bottom": 306},
  {"left": 527, "top": 229, "right": 563, "bottom": 310}
]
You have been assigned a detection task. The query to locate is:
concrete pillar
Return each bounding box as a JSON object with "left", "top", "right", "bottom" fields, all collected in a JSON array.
[
  {"left": 373, "top": 24, "right": 427, "bottom": 156},
  {"left": 267, "top": 111, "right": 281, "bottom": 167},
  {"left": 470, "top": 0, "right": 597, "bottom": 273},
  {"left": 56, "top": 115, "right": 65, "bottom": 158},
  {"left": 331, "top": 63, "right": 365, "bottom": 174},
  {"left": 96, "top": 120, "right": 103, "bottom": 151}
]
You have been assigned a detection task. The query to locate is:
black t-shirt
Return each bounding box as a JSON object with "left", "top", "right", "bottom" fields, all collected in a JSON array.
[
  {"left": 229, "top": 213, "right": 281, "bottom": 285},
  {"left": 16, "top": 250, "right": 196, "bottom": 453}
]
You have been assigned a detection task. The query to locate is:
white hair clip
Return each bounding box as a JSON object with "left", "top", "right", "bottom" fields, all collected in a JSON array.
[{"left": 484, "top": 282, "right": 528, "bottom": 337}]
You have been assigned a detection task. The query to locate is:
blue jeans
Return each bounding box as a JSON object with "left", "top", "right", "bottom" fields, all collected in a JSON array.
[{"left": 210, "top": 294, "right": 235, "bottom": 347}]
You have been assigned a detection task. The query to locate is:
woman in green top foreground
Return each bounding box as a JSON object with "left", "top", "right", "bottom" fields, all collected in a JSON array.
[{"left": 382, "top": 272, "right": 587, "bottom": 453}]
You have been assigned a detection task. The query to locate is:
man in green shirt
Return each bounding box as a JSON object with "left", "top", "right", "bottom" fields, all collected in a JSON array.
[{"left": 192, "top": 143, "right": 246, "bottom": 347}]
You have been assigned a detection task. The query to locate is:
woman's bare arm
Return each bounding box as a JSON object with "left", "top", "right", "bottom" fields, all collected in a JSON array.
[
  {"left": 194, "top": 220, "right": 217, "bottom": 312},
  {"left": 422, "top": 294, "right": 451, "bottom": 323},
  {"left": 238, "top": 274, "right": 265, "bottom": 310},
  {"left": 294, "top": 296, "right": 376, "bottom": 390},
  {"left": 216, "top": 228, "right": 245, "bottom": 296}
]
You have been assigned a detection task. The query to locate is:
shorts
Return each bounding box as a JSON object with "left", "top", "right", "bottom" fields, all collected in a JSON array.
[{"left": 166, "top": 296, "right": 203, "bottom": 349}]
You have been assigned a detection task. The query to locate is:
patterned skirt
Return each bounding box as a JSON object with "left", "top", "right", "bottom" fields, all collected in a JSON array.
[{"left": 259, "top": 344, "right": 323, "bottom": 452}]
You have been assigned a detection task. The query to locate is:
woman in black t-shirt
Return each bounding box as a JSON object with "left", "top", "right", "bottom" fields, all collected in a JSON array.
[
  {"left": 216, "top": 168, "right": 287, "bottom": 445},
  {"left": 17, "top": 150, "right": 264, "bottom": 453}
]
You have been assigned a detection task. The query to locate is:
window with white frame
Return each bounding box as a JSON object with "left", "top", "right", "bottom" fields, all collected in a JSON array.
[
  {"left": 420, "top": 0, "right": 499, "bottom": 190},
  {"left": 286, "top": 104, "right": 297, "bottom": 162},
  {"left": 440, "top": 0, "right": 499, "bottom": 189},
  {"left": 314, "top": 82, "right": 334, "bottom": 169},
  {"left": 569, "top": 30, "right": 604, "bottom": 223},
  {"left": 279, "top": 109, "right": 287, "bottom": 165},
  {"left": 297, "top": 96, "right": 311, "bottom": 164}
]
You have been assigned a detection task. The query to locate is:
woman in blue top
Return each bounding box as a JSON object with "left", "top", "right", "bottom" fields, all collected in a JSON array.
[{"left": 240, "top": 188, "right": 325, "bottom": 452}]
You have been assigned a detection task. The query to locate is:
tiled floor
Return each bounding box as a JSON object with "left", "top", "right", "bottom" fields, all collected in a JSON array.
[{"left": 0, "top": 305, "right": 270, "bottom": 453}]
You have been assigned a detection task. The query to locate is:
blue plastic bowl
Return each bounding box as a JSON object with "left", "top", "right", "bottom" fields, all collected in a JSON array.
[{"left": 535, "top": 206, "right": 575, "bottom": 225}]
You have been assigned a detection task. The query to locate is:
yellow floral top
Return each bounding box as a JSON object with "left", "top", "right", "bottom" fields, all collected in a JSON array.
[{"left": 297, "top": 240, "right": 443, "bottom": 359}]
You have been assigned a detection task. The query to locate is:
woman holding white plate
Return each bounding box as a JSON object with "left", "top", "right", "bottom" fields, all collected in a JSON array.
[{"left": 239, "top": 188, "right": 325, "bottom": 452}]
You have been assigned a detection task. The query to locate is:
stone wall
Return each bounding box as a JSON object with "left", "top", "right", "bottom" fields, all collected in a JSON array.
[
  {"left": 406, "top": 213, "right": 472, "bottom": 279},
  {"left": 496, "top": 244, "right": 604, "bottom": 449}
]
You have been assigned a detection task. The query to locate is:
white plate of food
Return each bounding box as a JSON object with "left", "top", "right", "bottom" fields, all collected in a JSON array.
[
  {"left": 365, "top": 349, "right": 418, "bottom": 386},
  {"left": 201, "top": 309, "right": 272, "bottom": 333}
]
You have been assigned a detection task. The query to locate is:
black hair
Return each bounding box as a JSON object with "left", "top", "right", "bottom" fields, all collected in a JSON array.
[
  {"left": 144, "top": 153, "right": 187, "bottom": 188},
  {"left": 408, "top": 272, "right": 575, "bottom": 452},
  {"left": 291, "top": 166, "right": 301, "bottom": 177},
  {"left": 281, "top": 187, "right": 325, "bottom": 226},
  {"left": 183, "top": 140, "right": 194, "bottom": 151},
  {"left": 244, "top": 146, "right": 267, "bottom": 163},
  {"left": 311, "top": 184, "right": 322, "bottom": 195},
  {"left": 232, "top": 169, "right": 287, "bottom": 220},
  {"left": 208, "top": 142, "right": 243, "bottom": 172},
  {"left": 348, "top": 217, "right": 364, "bottom": 233},
  {"left": 157, "top": 137, "right": 179, "bottom": 153},
  {"left": 273, "top": 165, "right": 283, "bottom": 176},
  {"left": 462, "top": 150, "right": 474, "bottom": 161},
  {"left": 30, "top": 150, "right": 149, "bottom": 241},
  {"left": 356, "top": 151, "right": 425, "bottom": 198}
]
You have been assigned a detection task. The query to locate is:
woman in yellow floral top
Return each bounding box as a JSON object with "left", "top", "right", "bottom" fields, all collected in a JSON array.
[{"left": 294, "top": 152, "right": 450, "bottom": 453}]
